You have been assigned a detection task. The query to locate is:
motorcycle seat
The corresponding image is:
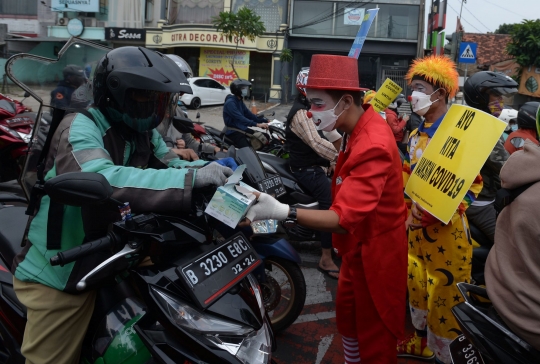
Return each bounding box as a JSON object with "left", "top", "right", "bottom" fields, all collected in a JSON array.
[
  {"left": 0, "top": 207, "right": 28, "bottom": 270},
  {"left": 257, "top": 153, "right": 297, "bottom": 182}
]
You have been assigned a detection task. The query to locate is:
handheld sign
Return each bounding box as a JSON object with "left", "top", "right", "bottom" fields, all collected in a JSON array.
[
  {"left": 405, "top": 105, "right": 506, "bottom": 224},
  {"left": 348, "top": 8, "right": 379, "bottom": 59},
  {"left": 369, "top": 78, "right": 403, "bottom": 113}
]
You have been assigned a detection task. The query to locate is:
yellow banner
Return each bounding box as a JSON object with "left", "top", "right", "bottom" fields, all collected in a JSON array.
[
  {"left": 199, "top": 47, "right": 250, "bottom": 86},
  {"left": 405, "top": 105, "right": 506, "bottom": 223},
  {"left": 370, "top": 78, "right": 403, "bottom": 113}
]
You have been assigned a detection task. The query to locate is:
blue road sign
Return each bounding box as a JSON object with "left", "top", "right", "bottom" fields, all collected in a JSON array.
[{"left": 458, "top": 42, "right": 477, "bottom": 64}]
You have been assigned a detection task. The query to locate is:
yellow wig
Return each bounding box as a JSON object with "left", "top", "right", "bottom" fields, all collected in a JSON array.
[{"left": 405, "top": 55, "right": 459, "bottom": 99}]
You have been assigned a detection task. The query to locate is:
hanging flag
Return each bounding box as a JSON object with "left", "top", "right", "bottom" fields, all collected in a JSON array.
[{"left": 348, "top": 8, "right": 379, "bottom": 59}]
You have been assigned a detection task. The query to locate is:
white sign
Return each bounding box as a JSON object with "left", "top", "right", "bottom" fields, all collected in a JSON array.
[
  {"left": 344, "top": 8, "right": 365, "bottom": 26},
  {"left": 51, "top": 0, "right": 99, "bottom": 13}
]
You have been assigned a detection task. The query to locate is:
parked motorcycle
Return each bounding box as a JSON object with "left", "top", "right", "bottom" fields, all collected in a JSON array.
[
  {"left": 0, "top": 92, "right": 37, "bottom": 183},
  {"left": 450, "top": 282, "right": 540, "bottom": 364},
  {"left": 0, "top": 173, "right": 275, "bottom": 363}
]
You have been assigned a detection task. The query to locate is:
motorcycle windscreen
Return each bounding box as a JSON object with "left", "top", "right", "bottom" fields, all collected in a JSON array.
[{"left": 4, "top": 38, "right": 110, "bottom": 199}]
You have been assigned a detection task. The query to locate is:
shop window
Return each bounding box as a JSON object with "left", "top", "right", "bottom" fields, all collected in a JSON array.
[
  {"left": 232, "top": 0, "right": 287, "bottom": 33},
  {"left": 108, "top": 0, "right": 145, "bottom": 28},
  {"left": 291, "top": 1, "right": 419, "bottom": 41},
  {"left": 169, "top": 0, "right": 224, "bottom": 25},
  {"left": 0, "top": 0, "right": 37, "bottom": 16}
]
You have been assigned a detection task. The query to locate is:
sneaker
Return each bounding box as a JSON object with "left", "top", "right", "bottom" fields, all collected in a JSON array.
[{"left": 397, "top": 332, "right": 435, "bottom": 360}]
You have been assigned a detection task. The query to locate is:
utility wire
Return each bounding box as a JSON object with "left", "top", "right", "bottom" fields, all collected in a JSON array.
[
  {"left": 458, "top": 0, "right": 493, "bottom": 32},
  {"left": 446, "top": 1, "right": 484, "bottom": 33},
  {"left": 476, "top": 0, "right": 528, "bottom": 19}
]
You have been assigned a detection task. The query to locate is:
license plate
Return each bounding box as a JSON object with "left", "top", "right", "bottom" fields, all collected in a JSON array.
[
  {"left": 257, "top": 176, "right": 286, "bottom": 198},
  {"left": 178, "top": 233, "right": 261, "bottom": 308},
  {"left": 200, "top": 134, "right": 216, "bottom": 144},
  {"left": 450, "top": 335, "right": 485, "bottom": 364}
]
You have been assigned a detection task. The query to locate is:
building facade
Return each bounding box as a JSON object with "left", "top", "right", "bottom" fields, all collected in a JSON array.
[
  {"left": 287, "top": 0, "right": 425, "bottom": 98},
  {"left": 146, "top": 0, "right": 287, "bottom": 100}
]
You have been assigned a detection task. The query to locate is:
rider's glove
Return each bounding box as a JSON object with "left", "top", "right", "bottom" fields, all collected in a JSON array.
[
  {"left": 245, "top": 193, "right": 290, "bottom": 222},
  {"left": 193, "top": 163, "right": 233, "bottom": 188}
]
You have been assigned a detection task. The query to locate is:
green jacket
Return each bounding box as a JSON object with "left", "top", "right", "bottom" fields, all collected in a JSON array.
[{"left": 13, "top": 108, "right": 205, "bottom": 291}]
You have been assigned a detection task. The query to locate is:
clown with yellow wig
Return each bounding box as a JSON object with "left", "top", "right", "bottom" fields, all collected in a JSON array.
[{"left": 397, "top": 55, "right": 483, "bottom": 363}]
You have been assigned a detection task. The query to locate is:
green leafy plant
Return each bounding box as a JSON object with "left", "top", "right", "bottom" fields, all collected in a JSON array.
[
  {"left": 494, "top": 23, "right": 518, "bottom": 34},
  {"left": 212, "top": 8, "right": 266, "bottom": 78},
  {"left": 506, "top": 19, "right": 540, "bottom": 69}
]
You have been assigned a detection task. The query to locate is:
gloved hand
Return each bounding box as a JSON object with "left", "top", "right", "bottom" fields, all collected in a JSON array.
[
  {"left": 193, "top": 163, "right": 233, "bottom": 188},
  {"left": 213, "top": 157, "right": 238, "bottom": 171},
  {"left": 245, "top": 193, "right": 290, "bottom": 223}
]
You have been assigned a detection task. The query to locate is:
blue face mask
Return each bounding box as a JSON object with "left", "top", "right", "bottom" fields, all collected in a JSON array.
[
  {"left": 510, "top": 124, "right": 518, "bottom": 132},
  {"left": 241, "top": 88, "right": 248, "bottom": 97}
]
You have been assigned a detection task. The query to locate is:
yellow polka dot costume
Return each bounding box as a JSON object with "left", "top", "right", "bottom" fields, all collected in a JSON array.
[{"left": 401, "top": 56, "right": 483, "bottom": 363}]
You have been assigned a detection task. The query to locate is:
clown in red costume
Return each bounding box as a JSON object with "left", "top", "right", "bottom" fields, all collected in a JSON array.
[{"left": 241, "top": 54, "right": 408, "bottom": 364}]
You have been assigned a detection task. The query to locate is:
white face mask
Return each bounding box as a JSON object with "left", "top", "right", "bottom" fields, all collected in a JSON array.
[
  {"left": 410, "top": 89, "right": 440, "bottom": 116},
  {"left": 309, "top": 96, "right": 345, "bottom": 132}
]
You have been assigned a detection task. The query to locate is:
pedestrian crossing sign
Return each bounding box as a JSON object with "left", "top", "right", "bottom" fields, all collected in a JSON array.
[{"left": 458, "top": 42, "right": 477, "bottom": 64}]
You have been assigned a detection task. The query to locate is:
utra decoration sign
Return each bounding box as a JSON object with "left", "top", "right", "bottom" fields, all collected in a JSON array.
[{"left": 106, "top": 28, "right": 146, "bottom": 41}]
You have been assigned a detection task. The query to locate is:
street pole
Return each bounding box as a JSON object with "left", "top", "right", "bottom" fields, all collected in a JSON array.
[
  {"left": 462, "top": 64, "right": 468, "bottom": 104},
  {"left": 459, "top": 0, "right": 467, "bottom": 19}
]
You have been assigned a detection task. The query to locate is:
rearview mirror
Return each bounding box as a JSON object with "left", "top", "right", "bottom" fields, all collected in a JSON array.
[
  {"left": 196, "top": 112, "right": 200, "bottom": 119},
  {"left": 44, "top": 172, "right": 113, "bottom": 207},
  {"left": 24, "top": 91, "right": 30, "bottom": 97}
]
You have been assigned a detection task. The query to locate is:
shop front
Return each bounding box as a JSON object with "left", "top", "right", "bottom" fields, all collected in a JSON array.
[
  {"left": 146, "top": 25, "right": 284, "bottom": 101},
  {"left": 288, "top": 0, "right": 424, "bottom": 97}
]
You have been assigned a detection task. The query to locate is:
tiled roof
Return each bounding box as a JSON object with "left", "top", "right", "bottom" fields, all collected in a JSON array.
[{"left": 462, "top": 33, "right": 513, "bottom": 66}]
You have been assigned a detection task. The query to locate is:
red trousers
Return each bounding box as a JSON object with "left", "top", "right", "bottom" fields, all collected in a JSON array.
[{"left": 336, "top": 248, "right": 397, "bottom": 364}]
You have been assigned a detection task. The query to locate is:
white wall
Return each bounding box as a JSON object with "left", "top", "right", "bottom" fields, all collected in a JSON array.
[{"left": 0, "top": 18, "right": 40, "bottom": 35}]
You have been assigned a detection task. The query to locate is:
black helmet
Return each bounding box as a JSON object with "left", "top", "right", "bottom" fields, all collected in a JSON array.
[
  {"left": 463, "top": 71, "right": 518, "bottom": 111},
  {"left": 230, "top": 79, "right": 251, "bottom": 97},
  {"left": 93, "top": 46, "right": 192, "bottom": 132},
  {"left": 63, "top": 64, "right": 86, "bottom": 87},
  {"left": 517, "top": 101, "right": 540, "bottom": 130}
]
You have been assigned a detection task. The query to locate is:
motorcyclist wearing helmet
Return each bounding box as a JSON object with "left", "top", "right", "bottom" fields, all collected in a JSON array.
[
  {"left": 499, "top": 108, "right": 518, "bottom": 141},
  {"left": 463, "top": 71, "right": 517, "bottom": 244},
  {"left": 12, "top": 46, "right": 233, "bottom": 364},
  {"left": 223, "top": 79, "right": 268, "bottom": 148},
  {"left": 385, "top": 94, "right": 409, "bottom": 154},
  {"left": 285, "top": 67, "right": 341, "bottom": 279},
  {"left": 50, "top": 64, "right": 87, "bottom": 108},
  {"left": 504, "top": 101, "right": 540, "bottom": 154}
]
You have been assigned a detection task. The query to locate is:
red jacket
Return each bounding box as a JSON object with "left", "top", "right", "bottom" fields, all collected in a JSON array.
[
  {"left": 385, "top": 108, "right": 407, "bottom": 142},
  {"left": 330, "top": 105, "right": 408, "bottom": 339}
]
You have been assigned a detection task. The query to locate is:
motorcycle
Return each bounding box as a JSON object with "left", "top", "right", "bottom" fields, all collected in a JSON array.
[
  {"left": 0, "top": 172, "right": 275, "bottom": 363},
  {"left": 450, "top": 282, "right": 540, "bottom": 364},
  {"left": 0, "top": 92, "right": 37, "bottom": 183}
]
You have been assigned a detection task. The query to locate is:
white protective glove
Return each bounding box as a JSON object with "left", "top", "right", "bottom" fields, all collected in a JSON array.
[
  {"left": 323, "top": 129, "right": 342, "bottom": 143},
  {"left": 245, "top": 193, "right": 290, "bottom": 222},
  {"left": 193, "top": 163, "right": 233, "bottom": 188}
]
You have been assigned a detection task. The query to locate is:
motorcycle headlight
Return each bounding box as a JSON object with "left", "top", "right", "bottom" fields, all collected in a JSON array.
[{"left": 151, "top": 287, "right": 253, "bottom": 336}]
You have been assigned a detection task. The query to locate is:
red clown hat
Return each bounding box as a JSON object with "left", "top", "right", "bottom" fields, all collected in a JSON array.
[{"left": 304, "top": 54, "right": 368, "bottom": 92}]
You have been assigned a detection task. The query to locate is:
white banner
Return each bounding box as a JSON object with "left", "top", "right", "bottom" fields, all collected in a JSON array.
[{"left": 51, "top": 0, "right": 100, "bottom": 13}]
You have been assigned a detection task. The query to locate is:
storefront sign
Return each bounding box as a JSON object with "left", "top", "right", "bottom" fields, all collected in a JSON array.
[
  {"left": 51, "top": 0, "right": 99, "bottom": 12},
  {"left": 105, "top": 27, "right": 146, "bottom": 41},
  {"left": 199, "top": 48, "right": 250, "bottom": 86},
  {"left": 66, "top": 18, "right": 84, "bottom": 37},
  {"left": 348, "top": 8, "right": 379, "bottom": 59},
  {"left": 370, "top": 78, "right": 402, "bottom": 113},
  {"left": 171, "top": 32, "right": 252, "bottom": 47},
  {"left": 344, "top": 8, "right": 365, "bottom": 26},
  {"left": 518, "top": 65, "right": 540, "bottom": 97},
  {"left": 405, "top": 105, "right": 506, "bottom": 224}
]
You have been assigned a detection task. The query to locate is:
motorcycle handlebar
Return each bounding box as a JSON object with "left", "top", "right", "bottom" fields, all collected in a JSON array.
[{"left": 50, "top": 234, "right": 114, "bottom": 267}]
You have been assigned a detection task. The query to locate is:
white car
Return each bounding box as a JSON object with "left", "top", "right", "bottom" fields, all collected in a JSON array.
[{"left": 181, "top": 77, "right": 230, "bottom": 109}]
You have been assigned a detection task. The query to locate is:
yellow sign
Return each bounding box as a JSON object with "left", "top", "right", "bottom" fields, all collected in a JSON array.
[
  {"left": 370, "top": 78, "right": 403, "bottom": 113},
  {"left": 404, "top": 105, "right": 506, "bottom": 224},
  {"left": 199, "top": 48, "right": 250, "bottom": 86}
]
